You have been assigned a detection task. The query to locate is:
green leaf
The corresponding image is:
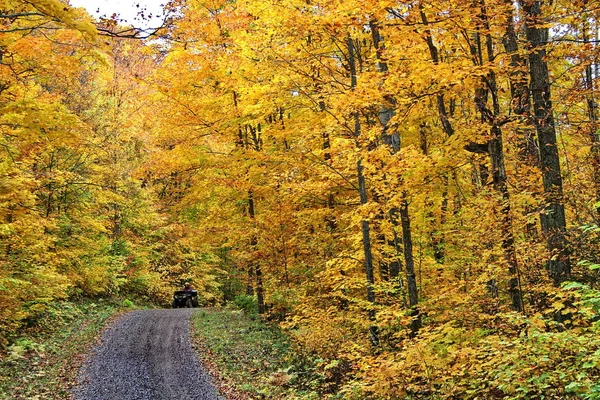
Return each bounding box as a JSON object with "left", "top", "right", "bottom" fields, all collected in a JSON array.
[
  {"left": 565, "top": 381, "right": 581, "bottom": 393},
  {"left": 562, "top": 281, "right": 586, "bottom": 290}
]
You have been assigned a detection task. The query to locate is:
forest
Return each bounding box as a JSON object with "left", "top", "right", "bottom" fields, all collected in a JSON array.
[{"left": 2, "top": 0, "right": 600, "bottom": 398}]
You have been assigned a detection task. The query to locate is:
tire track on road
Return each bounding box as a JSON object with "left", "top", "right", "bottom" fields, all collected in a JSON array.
[{"left": 73, "top": 309, "right": 222, "bottom": 400}]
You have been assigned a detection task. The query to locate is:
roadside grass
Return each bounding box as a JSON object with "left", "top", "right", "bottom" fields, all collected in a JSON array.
[
  {"left": 0, "top": 298, "right": 133, "bottom": 400},
  {"left": 192, "top": 308, "right": 322, "bottom": 400}
]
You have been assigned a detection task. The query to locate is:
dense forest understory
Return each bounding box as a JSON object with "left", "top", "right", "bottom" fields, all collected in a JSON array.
[{"left": 2, "top": 0, "right": 600, "bottom": 398}]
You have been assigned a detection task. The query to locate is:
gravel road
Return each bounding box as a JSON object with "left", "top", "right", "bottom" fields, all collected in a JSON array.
[{"left": 73, "top": 309, "right": 222, "bottom": 400}]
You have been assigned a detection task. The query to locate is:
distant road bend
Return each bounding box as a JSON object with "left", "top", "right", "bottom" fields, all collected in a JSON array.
[{"left": 73, "top": 309, "right": 222, "bottom": 400}]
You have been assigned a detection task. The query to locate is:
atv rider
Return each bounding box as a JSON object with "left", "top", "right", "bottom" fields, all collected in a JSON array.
[{"left": 183, "top": 282, "right": 193, "bottom": 291}]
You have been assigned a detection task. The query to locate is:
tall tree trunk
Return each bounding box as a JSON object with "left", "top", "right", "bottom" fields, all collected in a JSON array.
[
  {"left": 370, "top": 18, "right": 405, "bottom": 281},
  {"left": 502, "top": 1, "right": 539, "bottom": 163},
  {"left": 234, "top": 91, "right": 267, "bottom": 311},
  {"left": 400, "top": 197, "right": 420, "bottom": 333},
  {"left": 502, "top": 1, "right": 539, "bottom": 238},
  {"left": 348, "top": 35, "right": 379, "bottom": 347},
  {"left": 388, "top": 208, "right": 404, "bottom": 285},
  {"left": 472, "top": 1, "right": 524, "bottom": 312},
  {"left": 321, "top": 98, "right": 338, "bottom": 233},
  {"left": 248, "top": 189, "right": 265, "bottom": 314},
  {"left": 520, "top": 0, "right": 570, "bottom": 284},
  {"left": 420, "top": 6, "right": 454, "bottom": 263},
  {"left": 371, "top": 18, "right": 420, "bottom": 327},
  {"left": 583, "top": 19, "right": 600, "bottom": 218}
]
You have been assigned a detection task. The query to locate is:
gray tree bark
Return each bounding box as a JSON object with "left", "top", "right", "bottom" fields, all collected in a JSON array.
[
  {"left": 473, "top": 1, "right": 524, "bottom": 312},
  {"left": 348, "top": 35, "right": 379, "bottom": 347},
  {"left": 370, "top": 18, "right": 420, "bottom": 331},
  {"left": 583, "top": 19, "right": 600, "bottom": 218},
  {"left": 520, "top": 0, "right": 570, "bottom": 284},
  {"left": 419, "top": 6, "right": 453, "bottom": 264}
]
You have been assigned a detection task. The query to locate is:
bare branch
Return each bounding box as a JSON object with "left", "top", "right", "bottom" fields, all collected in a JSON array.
[{"left": 0, "top": 12, "right": 44, "bottom": 19}]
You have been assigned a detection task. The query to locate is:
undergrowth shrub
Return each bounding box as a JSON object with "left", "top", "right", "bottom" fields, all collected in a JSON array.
[
  {"left": 351, "top": 281, "right": 600, "bottom": 399},
  {"left": 232, "top": 294, "right": 258, "bottom": 317}
]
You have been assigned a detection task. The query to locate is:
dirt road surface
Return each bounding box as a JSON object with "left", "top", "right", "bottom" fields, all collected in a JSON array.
[{"left": 73, "top": 309, "right": 222, "bottom": 400}]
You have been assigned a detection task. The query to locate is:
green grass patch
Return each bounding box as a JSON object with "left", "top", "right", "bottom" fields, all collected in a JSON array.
[
  {"left": 192, "top": 308, "right": 321, "bottom": 399},
  {"left": 0, "top": 299, "right": 126, "bottom": 400}
]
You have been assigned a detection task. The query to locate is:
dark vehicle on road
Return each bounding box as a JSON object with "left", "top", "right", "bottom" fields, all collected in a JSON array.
[{"left": 172, "top": 290, "right": 199, "bottom": 308}]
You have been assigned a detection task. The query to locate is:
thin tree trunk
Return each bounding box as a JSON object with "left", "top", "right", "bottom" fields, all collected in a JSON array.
[
  {"left": 472, "top": 1, "right": 524, "bottom": 312},
  {"left": 502, "top": 1, "right": 539, "bottom": 238},
  {"left": 388, "top": 208, "right": 404, "bottom": 287},
  {"left": 370, "top": 18, "right": 405, "bottom": 283},
  {"left": 233, "top": 91, "right": 257, "bottom": 298},
  {"left": 420, "top": 7, "right": 453, "bottom": 263},
  {"left": 400, "top": 197, "right": 420, "bottom": 333},
  {"left": 246, "top": 267, "right": 254, "bottom": 296},
  {"left": 371, "top": 18, "right": 419, "bottom": 327},
  {"left": 248, "top": 189, "right": 265, "bottom": 314},
  {"left": 322, "top": 102, "right": 338, "bottom": 232},
  {"left": 583, "top": 19, "right": 600, "bottom": 218},
  {"left": 502, "top": 1, "right": 539, "bottom": 163},
  {"left": 234, "top": 90, "right": 268, "bottom": 311},
  {"left": 348, "top": 35, "right": 379, "bottom": 347},
  {"left": 358, "top": 160, "right": 378, "bottom": 346}
]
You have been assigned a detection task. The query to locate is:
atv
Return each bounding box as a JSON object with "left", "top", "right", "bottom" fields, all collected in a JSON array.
[{"left": 172, "top": 290, "right": 199, "bottom": 308}]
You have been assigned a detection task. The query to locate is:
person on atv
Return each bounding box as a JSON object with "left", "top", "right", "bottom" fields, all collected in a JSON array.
[{"left": 172, "top": 283, "right": 199, "bottom": 308}]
